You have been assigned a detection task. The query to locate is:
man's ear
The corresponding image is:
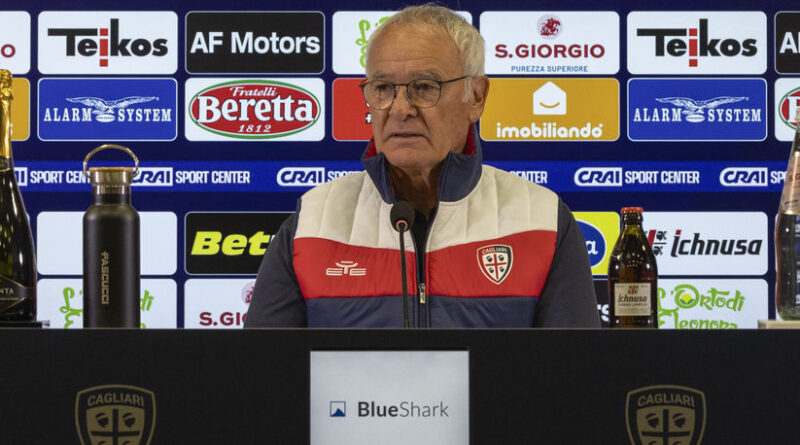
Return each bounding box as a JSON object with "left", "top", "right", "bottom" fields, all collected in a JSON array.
[{"left": 468, "top": 75, "right": 490, "bottom": 123}]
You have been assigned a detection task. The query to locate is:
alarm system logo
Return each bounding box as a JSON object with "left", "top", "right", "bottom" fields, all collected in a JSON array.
[
  {"left": 75, "top": 384, "right": 156, "bottom": 445},
  {"left": 626, "top": 385, "right": 706, "bottom": 445}
]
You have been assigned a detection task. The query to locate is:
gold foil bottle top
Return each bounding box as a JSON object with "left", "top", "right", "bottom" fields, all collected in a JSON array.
[
  {"left": 88, "top": 167, "right": 135, "bottom": 187},
  {"left": 0, "top": 69, "right": 12, "bottom": 101}
]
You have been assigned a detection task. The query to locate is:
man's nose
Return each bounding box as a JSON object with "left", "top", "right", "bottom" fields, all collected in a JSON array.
[{"left": 388, "top": 85, "right": 417, "bottom": 117}]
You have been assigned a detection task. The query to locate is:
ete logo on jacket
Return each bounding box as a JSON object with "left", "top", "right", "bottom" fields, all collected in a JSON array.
[
  {"left": 325, "top": 261, "right": 367, "bottom": 277},
  {"left": 477, "top": 245, "right": 513, "bottom": 284}
]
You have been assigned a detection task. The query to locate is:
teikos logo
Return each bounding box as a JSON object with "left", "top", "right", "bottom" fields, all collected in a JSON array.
[
  {"left": 481, "top": 11, "right": 619, "bottom": 75},
  {"left": 75, "top": 384, "right": 156, "bottom": 445},
  {"left": 642, "top": 212, "right": 767, "bottom": 276},
  {"left": 9, "top": 77, "right": 29, "bottom": 141},
  {"left": 627, "top": 78, "right": 767, "bottom": 141},
  {"left": 38, "top": 78, "right": 178, "bottom": 141},
  {"left": 481, "top": 78, "right": 619, "bottom": 141},
  {"left": 775, "top": 78, "right": 800, "bottom": 141},
  {"left": 0, "top": 12, "right": 31, "bottom": 74},
  {"left": 776, "top": 12, "right": 800, "bottom": 73},
  {"left": 38, "top": 11, "right": 177, "bottom": 74},
  {"left": 332, "top": 78, "right": 372, "bottom": 141},
  {"left": 185, "top": 78, "right": 324, "bottom": 141},
  {"left": 574, "top": 212, "right": 619, "bottom": 275},
  {"left": 626, "top": 385, "right": 706, "bottom": 445},
  {"left": 185, "top": 212, "right": 291, "bottom": 275},
  {"left": 627, "top": 12, "right": 766, "bottom": 74},
  {"left": 331, "top": 11, "right": 471, "bottom": 74},
  {"left": 186, "top": 12, "right": 324, "bottom": 74}
]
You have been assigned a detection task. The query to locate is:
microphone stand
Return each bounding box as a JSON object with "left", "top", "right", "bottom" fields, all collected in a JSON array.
[{"left": 397, "top": 221, "right": 410, "bottom": 328}]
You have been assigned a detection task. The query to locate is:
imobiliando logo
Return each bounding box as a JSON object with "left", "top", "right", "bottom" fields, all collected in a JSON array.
[{"left": 480, "top": 78, "right": 619, "bottom": 141}]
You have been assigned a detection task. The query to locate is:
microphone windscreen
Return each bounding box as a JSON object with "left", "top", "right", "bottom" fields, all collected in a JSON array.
[{"left": 390, "top": 200, "right": 415, "bottom": 232}]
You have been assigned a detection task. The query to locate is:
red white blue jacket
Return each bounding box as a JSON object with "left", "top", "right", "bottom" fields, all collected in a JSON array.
[{"left": 245, "top": 128, "right": 599, "bottom": 328}]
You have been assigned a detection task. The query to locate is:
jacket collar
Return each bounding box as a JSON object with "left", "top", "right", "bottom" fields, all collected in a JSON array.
[{"left": 361, "top": 125, "right": 483, "bottom": 204}]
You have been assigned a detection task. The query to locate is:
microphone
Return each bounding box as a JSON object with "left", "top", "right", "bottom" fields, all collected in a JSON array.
[{"left": 390, "top": 201, "right": 415, "bottom": 328}]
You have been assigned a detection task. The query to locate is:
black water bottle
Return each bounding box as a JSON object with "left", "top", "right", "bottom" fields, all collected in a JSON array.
[{"left": 83, "top": 145, "right": 140, "bottom": 328}]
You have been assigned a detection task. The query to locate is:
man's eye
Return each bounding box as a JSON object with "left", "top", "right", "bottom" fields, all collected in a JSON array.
[
  {"left": 412, "top": 81, "right": 437, "bottom": 94},
  {"left": 372, "top": 83, "right": 393, "bottom": 95}
]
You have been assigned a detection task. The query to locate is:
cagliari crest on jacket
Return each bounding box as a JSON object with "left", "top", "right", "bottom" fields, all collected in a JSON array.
[
  {"left": 626, "top": 385, "right": 706, "bottom": 445},
  {"left": 477, "top": 245, "right": 513, "bottom": 284}
]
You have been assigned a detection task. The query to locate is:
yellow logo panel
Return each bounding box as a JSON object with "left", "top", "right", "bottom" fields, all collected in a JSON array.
[
  {"left": 574, "top": 211, "right": 620, "bottom": 275},
  {"left": 10, "top": 77, "right": 29, "bottom": 141},
  {"left": 481, "top": 78, "right": 619, "bottom": 141}
]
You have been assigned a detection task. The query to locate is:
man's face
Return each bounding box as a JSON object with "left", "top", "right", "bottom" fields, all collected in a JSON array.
[{"left": 365, "top": 24, "right": 487, "bottom": 175}]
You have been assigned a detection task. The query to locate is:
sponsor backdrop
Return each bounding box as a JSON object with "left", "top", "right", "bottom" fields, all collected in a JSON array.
[{"left": 0, "top": 0, "right": 793, "bottom": 328}]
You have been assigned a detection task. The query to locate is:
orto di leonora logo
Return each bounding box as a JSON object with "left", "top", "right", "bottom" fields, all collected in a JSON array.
[
  {"left": 188, "top": 80, "right": 320, "bottom": 139},
  {"left": 626, "top": 385, "right": 706, "bottom": 445},
  {"left": 76, "top": 384, "right": 156, "bottom": 445}
]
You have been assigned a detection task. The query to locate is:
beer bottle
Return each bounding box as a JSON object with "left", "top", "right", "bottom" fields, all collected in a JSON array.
[
  {"left": 776, "top": 109, "right": 800, "bottom": 320},
  {"left": 608, "top": 207, "right": 658, "bottom": 328}
]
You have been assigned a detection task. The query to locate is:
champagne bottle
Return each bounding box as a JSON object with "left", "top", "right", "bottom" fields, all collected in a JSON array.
[
  {"left": 608, "top": 207, "right": 658, "bottom": 328},
  {"left": 775, "top": 109, "right": 800, "bottom": 319},
  {"left": 0, "top": 70, "right": 36, "bottom": 321}
]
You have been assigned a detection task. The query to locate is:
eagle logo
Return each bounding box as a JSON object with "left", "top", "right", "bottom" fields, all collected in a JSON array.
[
  {"left": 655, "top": 96, "right": 747, "bottom": 123},
  {"left": 66, "top": 96, "right": 158, "bottom": 123}
]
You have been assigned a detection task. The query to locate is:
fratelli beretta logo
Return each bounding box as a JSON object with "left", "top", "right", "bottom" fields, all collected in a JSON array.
[
  {"left": 626, "top": 385, "right": 706, "bottom": 445},
  {"left": 76, "top": 384, "right": 156, "bottom": 445},
  {"left": 38, "top": 78, "right": 177, "bottom": 141}
]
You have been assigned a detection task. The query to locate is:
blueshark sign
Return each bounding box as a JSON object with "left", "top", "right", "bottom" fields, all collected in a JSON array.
[
  {"left": 38, "top": 78, "right": 177, "bottom": 141},
  {"left": 627, "top": 78, "right": 767, "bottom": 141}
]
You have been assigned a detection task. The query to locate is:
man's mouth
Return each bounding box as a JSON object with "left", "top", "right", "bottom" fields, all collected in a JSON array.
[{"left": 389, "top": 132, "right": 423, "bottom": 138}]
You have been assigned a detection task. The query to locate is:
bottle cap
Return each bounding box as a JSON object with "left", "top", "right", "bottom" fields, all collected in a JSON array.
[
  {"left": 620, "top": 207, "right": 644, "bottom": 214},
  {"left": 0, "top": 69, "right": 12, "bottom": 100},
  {"left": 83, "top": 144, "right": 139, "bottom": 194}
]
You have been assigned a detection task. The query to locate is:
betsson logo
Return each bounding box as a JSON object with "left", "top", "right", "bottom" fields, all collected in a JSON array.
[
  {"left": 574, "top": 167, "right": 622, "bottom": 186},
  {"left": 47, "top": 18, "right": 168, "bottom": 67},
  {"left": 719, "top": 167, "right": 766, "bottom": 187}
]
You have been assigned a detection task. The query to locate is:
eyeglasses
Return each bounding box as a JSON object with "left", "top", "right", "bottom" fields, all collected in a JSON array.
[{"left": 358, "top": 76, "right": 469, "bottom": 110}]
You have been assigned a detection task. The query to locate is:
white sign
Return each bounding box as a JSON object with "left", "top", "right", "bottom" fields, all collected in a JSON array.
[
  {"left": 643, "top": 212, "right": 767, "bottom": 275},
  {"left": 37, "top": 278, "right": 177, "bottom": 328},
  {"left": 36, "top": 211, "right": 177, "bottom": 275},
  {"left": 627, "top": 11, "right": 766, "bottom": 74},
  {"left": 184, "top": 278, "right": 254, "bottom": 328},
  {"left": 775, "top": 78, "right": 800, "bottom": 141},
  {"left": 38, "top": 11, "right": 177, "bottom": 74},
  {"left": 331, "top": 11, "right": 472, "bottom": 75},
  {"left": 658, "top": 279, "right": 767, "bottom": 329},
  {"left": 0, "top": 12, "right": 31, "bottom": 74},
  {"left": 310, "top": 351, "right": 469, "bottom": 445},
  {"left": 482, "top": 11, "right": 619, "bottom": 75}
]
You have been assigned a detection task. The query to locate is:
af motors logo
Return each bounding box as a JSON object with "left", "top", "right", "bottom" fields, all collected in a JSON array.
[
  {"left": 574, "top": 212, "right": 619, "bottom": 275},
  {"left": 185, "top": 78, "right": 324, "bottom": 141},
  {"left": 776, "top": 12, "right": 800, "bottom": 73},
  {"left": 332, "top": 78, "right": 372, "bottom": 141},
  {"left": 627, "top": 11, "right": 766, "bottom": 74},
  {"left": 627, "top": 78, "right": 767, "bottom": 141},
  {"left": 186, "top": 11, "right": 324, "bottom": 74},
  {"left": 481, "top": 78, "right": 619, "bottom": 141},
  {"left": 626, "top": 385, "right": 706, "bottom": 445},
  {"left": 642, "top": 212, "right": 767, "bottom": 276},
  {"left": 331, "top": 11, "right": 471, "bottom": 74},
  {"left": 0, "top": 12, "right": 31, "bottom": 74},
  {"left": 481, "top": 11, "right": 619, "bottom": 75},
  {"left": 75, "top": 385, "right": 156, "bottom": 445},
  {"left": 38, "top": 78, "right": 178, "bottom": 141},
  {"left": 39, "top": 11, "right": 177, "bottom": 74},
  {"left": 775, "top": 78, "right": 800, "bottom": 141}
]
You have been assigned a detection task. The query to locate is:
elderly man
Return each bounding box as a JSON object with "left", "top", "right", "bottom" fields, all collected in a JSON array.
[{"left": 245, "top": 5, "right": 599, "bottom": 328}]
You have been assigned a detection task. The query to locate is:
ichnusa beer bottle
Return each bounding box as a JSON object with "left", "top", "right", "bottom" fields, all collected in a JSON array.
[
  {"left": 608, "top": 207, "right": 659, "bottom": 328},
  {"left": 776, "top": 109, "right": 800, "bottom": 320},
  {"left": 0, "top": 70, "right": 37, "bottom": 322}
]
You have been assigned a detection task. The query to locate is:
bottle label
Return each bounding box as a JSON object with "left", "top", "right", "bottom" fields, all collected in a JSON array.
[
  {"left": 613, "top": 283, "right": 652, "bottom": 316},
  {"left": 0, "top": 275, "right": 34, "bottom": 314},
  {"left": 780, "top": 152, "right": 800, "bottom": 214}
]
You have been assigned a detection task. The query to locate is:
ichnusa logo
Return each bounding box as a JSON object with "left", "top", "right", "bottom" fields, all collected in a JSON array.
[
  {"left": 38, "top": 11, "right": 177, "bottom": 74},
  {"left": 38, "top": 78, "right": 177, "bottom": 141},
  {"left": 185, "top": 78, "right": 324, "bottom": 141},
  {"left": 627, "top": 11, "right": 766, "bottom": 74},
  {"left": 480, "top": 78, "right": 619, "bottom": 141},
  {"left": 628, "top": 78, "right": 767, "bottom": 142}
]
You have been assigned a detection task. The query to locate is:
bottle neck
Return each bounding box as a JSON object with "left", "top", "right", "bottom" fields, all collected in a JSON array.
[
  {"left": 92, "top": 187, "right": 132, "bottom": 204},
  {"left": 0, "top": 98, "right": 12, "bottom": 160},
  {"left": 793, "top": 121, "right": 800, "bottom": 153},
  {"left": 621, "top": 213, "right": 643, "bottom": 227}
]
